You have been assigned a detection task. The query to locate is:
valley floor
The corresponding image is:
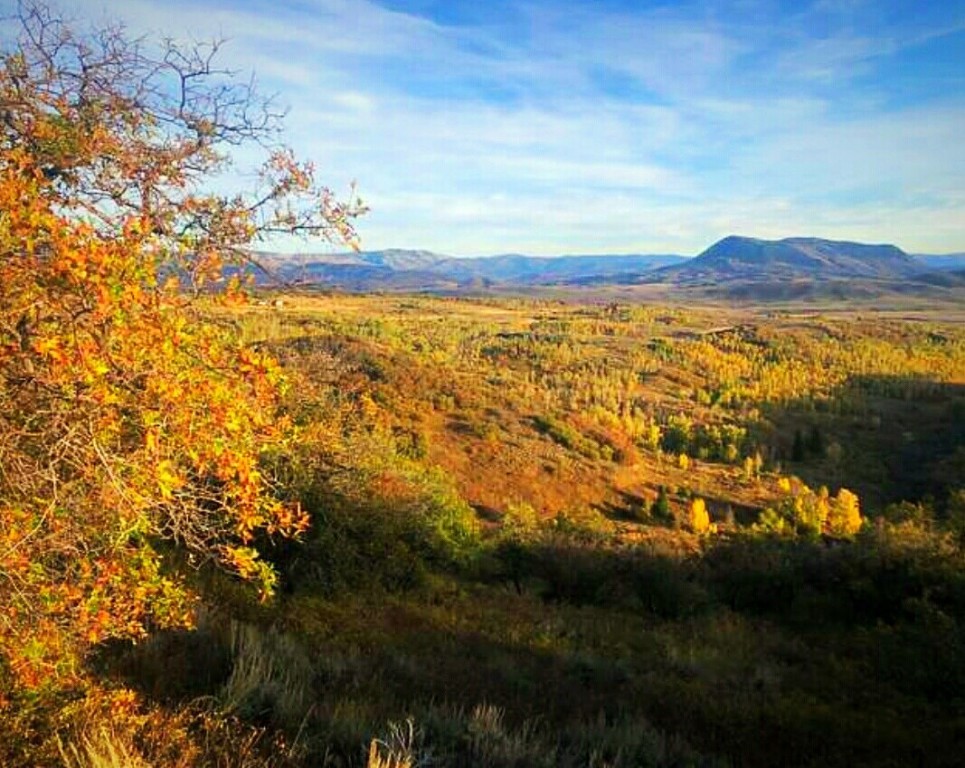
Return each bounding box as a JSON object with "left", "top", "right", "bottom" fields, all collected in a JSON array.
[{"left": 9, "top": 293, "right": 965, "bottom": 768}]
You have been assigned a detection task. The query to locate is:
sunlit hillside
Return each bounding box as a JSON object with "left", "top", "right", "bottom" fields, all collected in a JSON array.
[{"left": 4, "top": 2, "right": 965, "bottom": 767}]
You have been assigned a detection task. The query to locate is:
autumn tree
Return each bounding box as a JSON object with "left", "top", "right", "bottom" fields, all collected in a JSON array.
[
  {"left": 0, "top": 3, "right": 363, "bottom": 693},
  {"left": 827, "top": 488, "right": 862, "bottom": 536},
  {"left": 688, "top": 497, "right": 710, "bottom": 534},
  {"left": 767, "top": 478, "right": 862, "bottom": 537}
]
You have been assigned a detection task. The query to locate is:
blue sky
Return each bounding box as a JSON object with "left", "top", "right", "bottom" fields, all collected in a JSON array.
[{"left": 59, "top": 1, "right": 965, "bottom": 254}]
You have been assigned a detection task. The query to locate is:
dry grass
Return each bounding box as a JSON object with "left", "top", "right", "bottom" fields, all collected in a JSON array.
[
  {"left": 366, "top": 719, "right": 421, "bottom": 768},
  {"left": 58, "top": 731, "right": 151, "bottom": 768},
  {"left": 219, "top": 621, "right": 314, "bottom": 729}
]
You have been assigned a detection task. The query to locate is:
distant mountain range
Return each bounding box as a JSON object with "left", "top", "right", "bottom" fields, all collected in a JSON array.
[
  {"left": 261, "top": 249, "right": 686, "bottom": 290},
  {"left": 253, "top": 237, "right": 965, "bottom": 295}
]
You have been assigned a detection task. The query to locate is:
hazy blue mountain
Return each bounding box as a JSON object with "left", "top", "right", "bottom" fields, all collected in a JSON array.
[
  {"left": 655, "top": 236, "right": 922, "bottom": 283},
  {"left": 913, "top": 253, "right": 965, "bottom": 271},
  {"left": 426, "top": 253, "right": 686, "bottom": 282},
  {"left": 265, "top": 250, "right": 686, "bottom": 287}
]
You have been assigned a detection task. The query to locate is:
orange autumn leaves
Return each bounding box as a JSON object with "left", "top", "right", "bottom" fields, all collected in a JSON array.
[
  {"left": 0, "top": 155, "right": 308, "bottom": 691},
  {"left": 0, "top": 7, "right": 344, "bottom": 694}
]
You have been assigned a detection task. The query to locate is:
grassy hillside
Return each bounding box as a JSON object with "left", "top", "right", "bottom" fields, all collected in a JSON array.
[
  {"left": 8, "top": 294, "right": 965, "bottom": 768},
  {"left": 246, "top": 295, "right": 965, "bottom": 516}
]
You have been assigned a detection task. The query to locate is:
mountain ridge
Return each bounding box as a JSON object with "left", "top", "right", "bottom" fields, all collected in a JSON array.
[
  {"left": 261, "top": 250, "right": 687, "bottom": 288},
  {"left": 651, "top": 235, "right": 922, "bottom": 284},
  {"left": 252, "top": 237, "right": 964, "bottom": 295}
]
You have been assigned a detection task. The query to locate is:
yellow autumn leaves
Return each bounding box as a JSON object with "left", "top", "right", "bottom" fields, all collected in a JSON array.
[
  {"left": 689, "top": 497, "right": 711, "bottom": 534},
  {"left": 766, "top": 477, "right": 863, "bottom": 536}
]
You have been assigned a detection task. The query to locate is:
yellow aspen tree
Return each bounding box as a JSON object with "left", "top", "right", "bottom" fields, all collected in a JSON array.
[
  {"left": 827, "top": 488, "right": 863, "bottom": 536},
  {"left": 689, "top": 498, "right": 710, "bottom": 533}
]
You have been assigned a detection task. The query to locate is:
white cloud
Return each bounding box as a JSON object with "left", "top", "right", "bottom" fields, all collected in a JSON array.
[{"left": 25, "top": 0, "right": 965, "bottom": 254}]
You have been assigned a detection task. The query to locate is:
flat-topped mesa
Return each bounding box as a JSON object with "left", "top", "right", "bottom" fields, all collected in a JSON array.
[{"left": 660, "top": 235, "right": 920, "bottom": 282}]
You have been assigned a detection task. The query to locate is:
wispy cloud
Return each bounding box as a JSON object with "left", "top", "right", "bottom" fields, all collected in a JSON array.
[{"left": 50, "top": 0, "right": 965, "bottom": 254}]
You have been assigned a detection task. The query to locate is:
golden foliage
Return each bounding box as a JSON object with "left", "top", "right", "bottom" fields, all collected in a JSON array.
[
  {"left": 827, "top": 488, "right": 862, "bottom": 536},
  {"left": 0, "top": 4, "right": 357, "bottom": 694},
  {"left": 688, "top": 498, "right": 710, "bottom": 534},
  {"left": 764, "top": 478, "right": 862, "bottom": 537}
]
